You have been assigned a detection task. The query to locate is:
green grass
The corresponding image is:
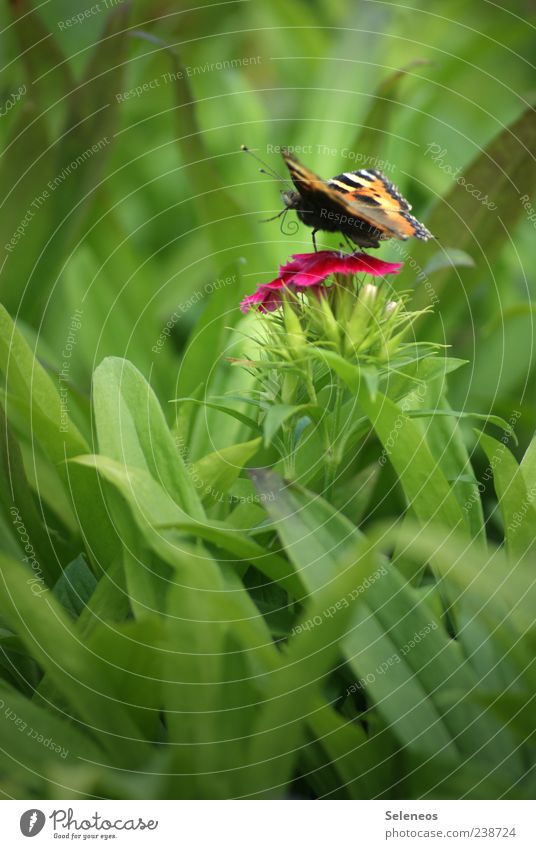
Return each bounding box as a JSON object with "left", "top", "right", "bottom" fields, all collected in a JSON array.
[{"left": 0, "top": 0, "right": 535, "bottom": 799}]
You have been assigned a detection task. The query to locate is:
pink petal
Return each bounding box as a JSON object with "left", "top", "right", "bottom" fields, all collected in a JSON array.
[
  {"left": 279, "top": 250, "right": 402, "bottom": 288},
  {"left": 343, "top": 253, "right": 403, "bottom": 277},
  {"left": 240, "top": 285, "right": 283, "bottom": 313},
  {"left": 258, "top": 289, "right": 283, "bottom": 312},
  {"left": 263, "top": 276, "right": 287, "bottom": 291}
]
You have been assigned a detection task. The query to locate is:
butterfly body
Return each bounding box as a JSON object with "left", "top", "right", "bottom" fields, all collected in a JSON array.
[
  {"left": 281, "top": 186, "right": 385, "bottom": 249},
  {"left": 281, "top": 149, "right": 432, "bottom": 249}
]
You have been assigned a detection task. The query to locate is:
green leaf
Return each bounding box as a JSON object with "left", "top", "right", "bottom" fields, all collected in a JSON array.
[
  {"left": 409, "top": 408, "right": 515, "bottom": 438},
  {"left": 76, "top": 558, "right": 130, "bottom": 641},
  {"left": 7, "top": 0, "right": 76, "bottom": 126},
  {"left": 61, "top": 4, "right": 130, "bottom": 186},
  {"left": 306, "top": 699, "right": 381, "bottom": 799},
  {"left": 476, "top": 690, "right": 536, "bottom": 748},
  {"left": 419, "top": 397, "right": 485, "bottom": 544},
  {"left": 484, "top": 302, "right": 536, "bottom": 334},
  {"left": 423, "top": 248, "right": 475, "bottom": 276},
  {"left": 0, "top": 553, "right": 148, "bottom": 763},
  {"left": 2, "top": 5, "right": 130, "bottom": 321},
  {"left": 342, "top": 566, "right": 513, "bottom": 767},
  {"left": 134, "top": 528, "right": 279, "bottom": 793},
  {"left": 0, "top": 100, "right": 54, "bottom": 314},
  {"left": 384, "top": 357, "right": 468, "bottom": 403},
  {"left": 263, "top": 403, "right": 313, "bottom": 447},
  {"left": 249, "top": 468, "right": 364, "bottom": 595},
  {"left": 0, "top": 2, "right": 73, "bottom": 313},
  {"left": 168, "top": 48, "right": 263, "bottom": 260},
  {"left": 352, "top": 60, "right": 431, "bottom": 156},
  {"left": 363, "top": 393, "right": 466, "bottom": 531},
  {"left": 478, "top": 431, "right": 536, "bottom": 560},
  {"left": 0, "top": 305, "right": 87, "bottom": 463},
  {"left": 171, "top": 397, "right": 260, "bottom": 435},
  {"left": 161, "top": 543, "right": 228, "bottom": 782},
  {"left": 380, "top": 521, "right": 536, "bottom": 722},
  {"left": 71, "top": 454, "right": 302, "bottom": 597},
  {"left": 0, "top": 680, "right": 103, "bottom": 784},
  {"left": 85, "top": 617, "right": 167, "bottom": 742},
  {"left": 331, "top": 463, "right": 380, "bottom": 524},
  {"left": 241, "top": 534, "right": 372, "bottom": 793},
  {"left": 53, "top": 553, "right": 97, "bottom": 619},
  {"left": 410, "top": 105, "right": 536, "bottom": 324},
  {"left": 520, "top": 431, "right": 536, "bottom": 493},
  {"left": 93, "top": 357, "right": 204, "bottom": 520},
  {"left": 192, "top": 437, "right": 262, "bottom": 504},
  {"left": 0, "top": 406, "right": 64, "bottom": 584},
  {"left": 175, "top": 262, "right": 245, "bottom": 398},
  {"left": 309, "top": 347, "right": 362, "bottom": 394},
  {"left": 251, "top": 472, "right": 524, "bottom": 788},
  {"left": 66, "top": 460, "right": 122, "bottom": 574},
  {"left": 113, "top": 492, "right": 171, "bottom": 620},
  {"left": 247, "top": 472, "right": 517, "bottom": 794}
]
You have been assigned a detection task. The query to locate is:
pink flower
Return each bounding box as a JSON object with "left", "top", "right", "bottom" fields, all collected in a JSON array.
[
  {"left": 240, "top": 287, "right": 285, "bottom": 313},
  {"left": 240, "top": 250, "right": 402, "bottom": 313}
]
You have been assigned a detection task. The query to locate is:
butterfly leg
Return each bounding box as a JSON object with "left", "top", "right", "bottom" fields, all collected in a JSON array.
[
  {"left": 311, "top": 229, "right": 318, "bottom": 252},
  {"left": 342, "top": 233, "right": 355, "bottom": 255}
]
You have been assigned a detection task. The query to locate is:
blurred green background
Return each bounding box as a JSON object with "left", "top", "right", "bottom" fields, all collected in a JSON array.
[{"left": 0, "top": 0, "right": 534, "bottom": 443}]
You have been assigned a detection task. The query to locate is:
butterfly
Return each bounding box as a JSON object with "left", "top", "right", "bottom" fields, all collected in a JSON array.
[{"left": 280, "top": 149, "right": 432, "bottom": 250}]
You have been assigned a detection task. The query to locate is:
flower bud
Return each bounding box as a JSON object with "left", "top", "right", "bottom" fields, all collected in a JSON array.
[
  {"left": 344, "top": 283, "right": 378, "bottom": 355},
  {"left": 318, "top": 296, "right": 341, "bottom": 347},
  {"left": 283, "top": 301, "right": 305, "bottom": 355}
]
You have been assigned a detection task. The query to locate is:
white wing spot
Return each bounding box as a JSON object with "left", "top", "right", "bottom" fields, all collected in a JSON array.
[{"left": 342, "top": 172, "right": 365, "bottom": 183}]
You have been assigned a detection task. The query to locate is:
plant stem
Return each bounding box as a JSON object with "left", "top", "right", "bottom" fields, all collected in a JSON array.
[{"left": 323, "top": 378, "right": 344, "bottom": 498}]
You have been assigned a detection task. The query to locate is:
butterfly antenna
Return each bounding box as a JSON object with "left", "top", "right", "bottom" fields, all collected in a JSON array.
[
  {"left": 260, "top": 208, "right": 286, "bottom": 223},
  {"left": 240, "top": 144, "right": 291, "bottom": 185}
]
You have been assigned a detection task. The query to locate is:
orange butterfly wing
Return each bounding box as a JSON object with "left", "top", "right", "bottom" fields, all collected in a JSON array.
[{"left": 282, "top": 150, "right": 432, "bottom": 242}]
